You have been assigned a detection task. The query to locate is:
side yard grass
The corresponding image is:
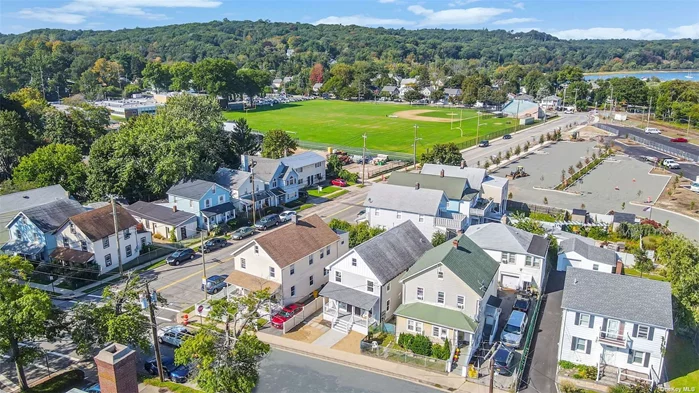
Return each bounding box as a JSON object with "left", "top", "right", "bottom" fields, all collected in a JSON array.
[
  {"left": 307, "top": 186, "right": 341, "bottom": 197},
  {"left": 30, "top": 369, "right": 84, "bottom": 393},
  {"left": 143, "top": 377, "right": 203, "bottom": 393},
  {"left": 622, "top": 267, "right": 668, "bottom": 282},
  {"left": 666, "top": 332, "right": 699, "bottom": 389}
]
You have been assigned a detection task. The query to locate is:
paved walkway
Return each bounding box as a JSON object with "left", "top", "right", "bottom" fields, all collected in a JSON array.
[{"left": 312, "top": 329, "right": 347, "bottom": 347}]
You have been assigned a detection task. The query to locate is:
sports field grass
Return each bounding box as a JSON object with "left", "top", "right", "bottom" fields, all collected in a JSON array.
[{"left": 224, "top": 100, "right": 519, "bottom": 155}]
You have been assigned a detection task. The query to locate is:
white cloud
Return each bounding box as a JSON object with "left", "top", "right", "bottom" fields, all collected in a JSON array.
[
  {"left": 17, "top": 0, "right": 220, "bottom": 25},
  {"left": 407, "top": 5, "right": 511, "bottom": 26},
  {"left": 378, "top": 0, "right": 397, "bottom": 3},
  {"left": 551, "top": 27, "right": 667, "bottom": 40},
  {"left": 448, "top": 0, "right": 480, "bottom": 5},
  {"left": 493, "top": 17, "right": 539, "bottom": 25},
  {"left": 314, "top": 15, "right": 413, "bottom": 27},
  {"left": 513, "top": 2, "right": 525, "bottom": 10},
  {"left": 669, "top": 22, "right": 699, "bottom": 39}
]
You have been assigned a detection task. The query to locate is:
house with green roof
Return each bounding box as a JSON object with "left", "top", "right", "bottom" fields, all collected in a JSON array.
[{"left": 395, "top": 234, "right": 499, "bottom": 368}]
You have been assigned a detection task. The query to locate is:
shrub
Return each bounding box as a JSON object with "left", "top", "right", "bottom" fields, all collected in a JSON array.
[
  {"left": 169, "top": 228, "right": 177, "bottom": 242},
  {"left": 431, "top": 343, "right": 445, "bottom": 359},
  {"left": 558, "top": 360, "right": 577, "bottom": 370},
  {"left": 153, "top": 233, "right": 164, "bottom": 240},
  {"left": 408, "top": 334, "right": 432, "bottom": 356},
  {"left": 576, "top": 365, "right": 598, "bottom": 380},
  {"left": 338, "top": 168, "right": 359, "bottom": 183},
  {"left": 398, "top": 333, "right": 414, "bottom": 349},
  {"left": 559, "top": 381, "right": 583, "bottom": 393}
]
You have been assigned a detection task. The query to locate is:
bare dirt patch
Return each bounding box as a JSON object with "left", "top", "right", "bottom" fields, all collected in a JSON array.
[
  {"left": 284, "top": 324, "right": 326, "bottom": 343},
  {"left": 330, "top": 331, "right": 364, "bottom": 354},
  {"left": 580, "top": 125, "right": 615, "bottom": 139},
  {"left": 655, "top": 176, "right": 699, "bottom": 219},
  {"left": 392, "top": 109, "right": 453, "bottom": 123}
]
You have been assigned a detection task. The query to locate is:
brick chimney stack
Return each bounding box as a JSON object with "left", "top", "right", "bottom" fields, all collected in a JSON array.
[
  {"left": 172, "top": 205, "right": 178, "bottom": 213},
  {"left": 94, "top": 343, "right": 138, "bottom": 393},
  {"left": 452, "top": 239, "right": 459, "bottom": 248}
]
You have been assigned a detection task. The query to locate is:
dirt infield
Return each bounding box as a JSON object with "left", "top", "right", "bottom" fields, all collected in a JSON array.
[{"left": 392, "top": 109, "right": 453, "bottom": 123}]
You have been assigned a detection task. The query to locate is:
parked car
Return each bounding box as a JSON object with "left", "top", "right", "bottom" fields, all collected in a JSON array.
[
  {"left": 299, "top": 190, "right": 309, "bottom": 199},
  {"left": 145, "top": 356, "right": 190, "bottom": 382},
  {"left": 279, "top": 210, "right": 297, "bottom": 222},
  {"left": 563, "top": 109, "right": 574, "bottom": 114},
  {"left": 202, "top": 237, "right": 227, "bottom": 253},
  {"left": 83, "top": 383, "right": 100, "bottom": 393},
  {"left": 254, "top": 214, "right": 281, "bottom": 230},
  {"left": 231, "top": 226, "right": 255, "bottom": 240},
  {"left": 493, "top": 345, "right": 516, "bottom": 376},
  {"left": 331, "top": 178, "right": 348, "bottom": 187},
  {"left": 271, "top": 304, "right": 304, "bottom": 329},
  {"left": 202, "top": 274, "right": 229, "bottom": 294},
  {"left": 500, "top": 310, "right": 528, "bottom": 348},
  {"left": 169, "top": 364, "right": 191, "bottom": 383},
  {"left": 503, "top": 134, "right": 512, "bottom": 140},
  {"left": 670, "top": 137, "right": 688, "bottom": 143},
  {"left": 478, "top": 140, "right": 490, "bottom": 147},
  {"left": 166, "top": 248, "right": 195, "bottom": 266},
  {"left": 158, "top": 325, "right": 193, "bottom": 347},
  {"left": 355, "top": 209, "right": 367, "bottom": 223},
  {"left": 483, "top": 308, "right": 502, "bottom": 345},
  {"left": 661, "top": 158, "right": 681, "bottom": 169},
  {"left": 644, "top": 127, "right": 661, "bottom": 134},
  {"left": 513, "top": 298, "right": 530, "bottom": 313}
]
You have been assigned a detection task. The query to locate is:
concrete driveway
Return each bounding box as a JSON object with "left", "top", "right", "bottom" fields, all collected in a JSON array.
[{"left": 519, "top": 270, "right": 566, "bottom": 393}]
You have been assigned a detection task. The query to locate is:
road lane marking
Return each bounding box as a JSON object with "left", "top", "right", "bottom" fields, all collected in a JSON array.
[
  {"left": 155, "top": 257, "right": 234, "bottom": 292},
  {"left": 324, "top": 205, "right": 356, "bottom": 219},
  {"left": 156, "top": 316, "right": 173, "bottom": 322},
  {"left": 86, "top": 294, "right": 102, "bottom": 299},
  {"left": 160, "top": 307, "right": 181, "bottom": 313}
]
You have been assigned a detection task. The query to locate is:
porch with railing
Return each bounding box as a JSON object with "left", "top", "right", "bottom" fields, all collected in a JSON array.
[
  {"left": 598, "top": 328, "right": 628, "bottom": 348},
  {"left": 469, "top": 198, "right": 493, "bottom": 217},
  {"left": 323, "top": 299, "right": 377, "bottom": 333},
  {"left": 435, "top": 211, "right": 468, "bottom": 231}
]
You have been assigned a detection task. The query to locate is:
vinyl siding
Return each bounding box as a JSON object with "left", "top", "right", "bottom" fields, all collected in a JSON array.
[
  {"left": 55, "top": 222, "right": 141, "bottom": 274},
  {"left": 366, "top": 207, "right": 439, "bottom": 240},
  {"left": 557, "top": 251, "right": 615, "bottom": 273},
  {"left": 402, "top": 264, "right": 481, "bottom": 319},
  {"left": 482, "top": 249, "right": 546, "bottom": 290}
]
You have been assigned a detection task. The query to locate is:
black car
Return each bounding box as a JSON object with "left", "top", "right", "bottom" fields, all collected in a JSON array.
[
  {"left": 513, "top": 298, "right": 530, "bottom": 313},
  {"left": 202, "top": 237, "right": 227, "bottom": 253},
  {"left": 478, "top": 140, "right": 490, "bottom": 147},
  {"left": 166, "top": 248, "right": 195, "bottom": 266},
  {"left": 503, "top": 134, "right": 512, "bottom": 140},
  {"left": 144, "top": 357, "right": 190, "bottom": 383},
  {"left": 493, "top": 345, "right": 516, "bottom": 376}
]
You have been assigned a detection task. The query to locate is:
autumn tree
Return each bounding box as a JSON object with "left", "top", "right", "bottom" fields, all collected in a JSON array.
[
  {"left": 310, "top": 63, "right": 324, "bottom": 84},
  {"left": 91, "top": 58, "right": 124, "bottom": 87}
]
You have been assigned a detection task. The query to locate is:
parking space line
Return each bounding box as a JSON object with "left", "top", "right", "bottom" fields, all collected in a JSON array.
[
  {"left": 160, "top": 307, "right": 181, "bottom": 313},
  {"left": 156, "top": 316, "right": 173, "bottom": 322},
  {"left": 86, "top": 294, "right": 102, "bottom": 299}
]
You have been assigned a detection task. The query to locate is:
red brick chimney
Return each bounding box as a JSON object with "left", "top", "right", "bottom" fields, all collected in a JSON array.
[
  {"left": 94, "top": 344, "right": 138, "bottom": 393},
  {"left": 452, "top": 239, "right": 459, "bottom": 248},
  {"left": 172, "top": 205, "right": 178, "bottom": 213}
]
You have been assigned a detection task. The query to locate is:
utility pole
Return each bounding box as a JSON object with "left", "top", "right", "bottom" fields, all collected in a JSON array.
[
  {"left": 609, "top": 85, "right": 615, "bottom": 122},
  {"left": 476, "top": 112, "right": 481, "bottom": 142},
  {"left": 562, "top": 84, "right": 568, "bottom": 108},
  {"left": 201, "top": 231, "right": 207, "bottom": 300},
  {"left": 412, "top": 124, "right": 421, "bottom": 170},
  {"left": 488, "top": 356, "right": 495, "bottom": 393},
  {"left": 515, "top": 99, "right": 522, "bottom": 132},
  {"left": 111, "top": 198, "right": 123, "bottom": 276},
  {"left": 250, "top": 160, "right": 257, "bottom": 225},
  {"left": 361, "top": 133, "right": 367, "bottom": 185},
  {"left": 144, "top": 281, "right": 165, "bottom": 382},
  {"left": 646, "top": 96, "right": 653, "bottom": 129},
  {"left": 688, "top": 114, "right": 692, "bottom": 136},
  {"left": 573, "top": 88, "right": 579, "bottom": 111}
]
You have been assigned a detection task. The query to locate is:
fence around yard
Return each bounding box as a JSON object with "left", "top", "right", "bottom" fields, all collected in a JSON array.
[
  {"left": 506, "top": 200, "right": 568, "bottom": 217},
  {"left": 282, "top": 297, "right": 323, "bottom": 334},
  {"left": 597, "top": 123, "right": 699, "bottom": 162},
  {"left": 359, "top": 341, "right": 449, "bottom": 374}
]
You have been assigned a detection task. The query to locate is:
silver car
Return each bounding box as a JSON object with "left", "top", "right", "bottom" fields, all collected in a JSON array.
[{"left": 157, "top": 326, "right": 193, "bottom": 347}]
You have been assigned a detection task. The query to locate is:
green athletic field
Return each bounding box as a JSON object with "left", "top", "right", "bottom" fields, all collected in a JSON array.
[{"left": 223, "top": 100, "right": 519, "bottom": 155}]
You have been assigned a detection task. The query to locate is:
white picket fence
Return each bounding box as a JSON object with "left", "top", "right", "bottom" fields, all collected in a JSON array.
[{"left": 282, "top": 297, "right": 323, "bottom": 334}]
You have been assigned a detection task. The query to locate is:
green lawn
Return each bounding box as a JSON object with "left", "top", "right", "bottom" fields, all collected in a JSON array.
[
  {"left": 622, "top": 267, "right": 668, "bottom": 281},
  {"left": 224, "top": 100, "right": 518, "bottom": 154},
  {"left": 666, "top": 332, "right": 699, "bottom": 389},
  {"left": 307, "top": 185, "right": 341, "bottom": 197}
]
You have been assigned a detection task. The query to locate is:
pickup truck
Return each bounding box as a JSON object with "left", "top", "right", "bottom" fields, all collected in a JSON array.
[{"left": 661, "top": 158, "right": 681, "bottom": 169}]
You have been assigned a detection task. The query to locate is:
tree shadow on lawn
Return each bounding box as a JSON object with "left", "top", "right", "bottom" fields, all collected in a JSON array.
[
  {"left": 666, "top": 331, "right": 699, "bottom": 388},
  {"left": 226, "top": 103, "right": 302, "bottom": 115}
]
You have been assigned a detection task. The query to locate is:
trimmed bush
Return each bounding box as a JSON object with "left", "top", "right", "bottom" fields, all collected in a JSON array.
[
  {"left": 398, "top": 333, "right": 414, "bottom": 349},
  {"left": 409, "top": 334, "right": 433, "bottom": 356}
]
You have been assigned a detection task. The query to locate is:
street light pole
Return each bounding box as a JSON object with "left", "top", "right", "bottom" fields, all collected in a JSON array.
[
  {"left": 412, "top": 124, "right": 421, "bottom": 170},
  {"left": 646, "top": 96, "right": 653, "bottom": 129},
  {"left": 201, "top": 231, "right": 207, "bottom": 300},
  {"left": 361, "top": 133, "right": 367, "bottom": 184}
]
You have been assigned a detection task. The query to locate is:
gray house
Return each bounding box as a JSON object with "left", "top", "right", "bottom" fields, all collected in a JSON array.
[
  {"left": 381, "top": 85, "right": 399, "bottom": 96},
  {"left": 0, "top": 184, "right": 69, "bottom": 245}
]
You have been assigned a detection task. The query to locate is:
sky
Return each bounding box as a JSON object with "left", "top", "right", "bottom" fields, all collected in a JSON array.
[{"left": 1, "top": 0, "right": 698, "bottom": 40}]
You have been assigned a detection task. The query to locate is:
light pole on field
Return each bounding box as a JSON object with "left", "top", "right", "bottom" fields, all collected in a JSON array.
[{"left": 412, "top": 124, "right": 422, "bottom": 170}]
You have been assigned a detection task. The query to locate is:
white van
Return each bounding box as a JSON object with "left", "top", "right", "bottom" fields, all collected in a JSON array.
[{"left": 644, "top": 127, "right": 661, "bottom": 134}]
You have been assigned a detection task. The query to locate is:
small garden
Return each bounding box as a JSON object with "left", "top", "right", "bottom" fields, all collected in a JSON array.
[
  {"left": 361, "top": 332, "right": 453, "bottom": 373},
  {"left": 558, "top": 360, "right": 598, "bottom": 380},
  {"left": 554, "top": 147, "right": 613, "bottom": 191}
]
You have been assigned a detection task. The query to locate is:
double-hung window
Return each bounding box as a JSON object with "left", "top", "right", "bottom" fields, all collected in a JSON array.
[
  {"left": 437, "top": 291, "right": 445, "bottom": 305},
  {"left": 125, "top": 245, "right": 132, "bottom": 258},
  {"left": 416, "top": 287, "right": 424, "bottom": 300},
  {"left": 309, "top": 255, "right": 314, "bottom": 265},
  {"left": 577, "top": 313, "right": 591, "bottom": 327},
  {"left": 80, "top": 240, "right": 87, "bottom": 251},
  {"left": 351, "top": 258, "right": 357, "bottom": 266},
  {"left": 240, "top": 258, "right": 246, "bottom": 269},
  {"left": 105, "top": 254, "right": 112, "bottom": 267},
  {"left": 573, "top": 337, "right": 588, "bottom": 352},
  {"left": 309, "top": 275, "right": 314, "bottom": 286},
  {"left": 456, "top": 295, "right": 465, "bottom": 309},
  {"left": 637, "top": 325, "right": 650, "bottom": 339},
  {"left": 366, "top": 281, "right": 374, "bottom": 293},
  {"left": 525, "top": 256, "right": 533, "bottom": 266},
  {"left": 269, "top": 267, "right": 275, "bottom": 278},
  {"left": 501, "top": 252, "right": 515, "bottom": 264},
  {"left": 335, "top": 271, "right": 342, "bottom": 283},
  {"left": 103, "top": 237, "right": 109, "bottom": 248},
  {"left": 290, "top": 264, "right": 295, "bottom": 275}
]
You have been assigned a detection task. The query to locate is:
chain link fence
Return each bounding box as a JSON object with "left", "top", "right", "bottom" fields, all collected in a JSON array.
[
  {"left": 598, "top": 123, "right": 699, "bottom": 162},
  {"left": 359, "top": 341, "right": 449, "bottom": 374}
]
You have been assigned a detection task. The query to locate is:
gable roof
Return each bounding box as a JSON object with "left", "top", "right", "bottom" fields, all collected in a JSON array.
[
  {"left": 365, "top": 183, "right": 445, "bottom": 216},
  {"left": 124, "top": 201, "right": 196, "bottom": 227},
  {"left": 254, "top": 214, "right": 339, "bottom": 268},
  {"left": 444, "top": 88, "right": 462, "bottom": 95},
  {"left": 421, "top": 164, "right": 487, "bottom": 191},
  {"left": 388, "top": 172, "right": 474, "bottom": 201},
  {"left": 167, "top": 180, "right": 220, "bottom": 200},
  {"left": 0, "top": 184, "right": 68, "bottom": 214},
  {"left": 542, "top": 95, "right": 561, "bottom": 101},
  {"left": 69, "top": 204, "right": 139, "bottom": 242},
  {"left": 16, "top": 199, "right": 85, "bottom": 233},
  {"left": 242, "top": 155, "right": 283, "bottom": 182},
  {"left": 352, "top": 221, "right": 432, "bottom": 284},
  {"left": 464, "top": 223, "right": 550, "bottom": 257},
  {"left": 215, "top": 167, "right": 251, "bottom": 191},
  {"left": 280, "top": 151, "right": 325, "bottom": 169},
  {"left": 381, "top": 85, "right": 398, "bottom": 92},
  {"left": 562, "top": 268, "right": 673, "bottom": 329},
  {"left": 403, "top": 235, "right": 499, "bottom": 297},
  {"left": 559, "top": 238, "right": 617, "bottom": 266}
]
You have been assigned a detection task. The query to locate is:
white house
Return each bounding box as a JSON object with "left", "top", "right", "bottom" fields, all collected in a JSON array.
[
  {"left": 281, "top": 151, "right": 326, "bottom": 187},
  {"left": 312, "top": 83, "right": 323, "bottom": 93},
  {"left": 51, "top": 205, "right": 151, "bottom": 274},
  {"left": 558, "top": 268, "right": 673, "bottom": 385},
  {"left": 364, "top": 183, "right": 468, "bottom": 239},
  {"left": 124, "top": 201, "right": 198, "bottom": 241},
  {"left": 464, "top": 223, "right": 549, "bottom": 291},
  {"left": 421, "top": 163, "right": 509, "bottom": 215},
  {"left": 321, "top": 221, "right": 432, "bottom": 334},
  {"left": 395, "top": 235, "right": 499, "bottom": 368},
  {"left": 557, "top": 238, "right": 619, "bottom": 273},
  {"left": 227, "top": 214, "right": 349, "bottom": 306},
  {"left": 540, "top": 95, "right": 562, "bottom": 110}
]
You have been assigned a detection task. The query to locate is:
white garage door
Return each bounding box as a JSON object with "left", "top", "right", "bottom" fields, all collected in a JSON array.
[{"left": 501, "top": 274, "right": 520, "bottom": 289}]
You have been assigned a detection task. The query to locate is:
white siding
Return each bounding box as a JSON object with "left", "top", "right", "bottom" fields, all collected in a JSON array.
[
  {"left": 233, "top": 241, "right": 282, "bottom": 284},
  {"left": 557, "top": 252, "right": 615, "bottom": 273},
  {"left": 366, "top": 207, "right": 439, "bottom": 239},
  {"left": 55, "top": 222, "right": 141, "bottom": 274},
  {"left": 482, "top": 249, "right": 546, "bottom": 290}
]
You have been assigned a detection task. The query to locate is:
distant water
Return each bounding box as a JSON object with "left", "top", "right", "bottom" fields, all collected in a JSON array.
[{"left": 584, "top": 71, "right": 695, "bottom": 81}]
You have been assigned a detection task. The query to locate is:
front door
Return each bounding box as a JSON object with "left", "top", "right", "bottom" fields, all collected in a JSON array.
[
  {"left": 606, "top": 319, "right": 621, "bottom": 339},
  {"left": 180, "top": 226, "right": 187, "bottom": 239},
  {"left": 354, "top": 306, "right": 362, "bottom": 316}
]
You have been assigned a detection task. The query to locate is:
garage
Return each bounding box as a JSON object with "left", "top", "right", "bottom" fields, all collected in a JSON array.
[{"left": 501, "top": 274, "right": 520, "bottom": 289}]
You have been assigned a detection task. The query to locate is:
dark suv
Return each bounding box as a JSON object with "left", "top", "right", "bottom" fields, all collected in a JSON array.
[
  {"left": 202, "top": 238, "right": 227, "bottom": 253},
  {"left": 254, "top": 214, "right": 281, "bottom": 230},
  {"left": 202, "top": 274, "right": 229, "bottom": 294},
  {"left": 166, "top": 248, "right": 195, "bottom": 266}
]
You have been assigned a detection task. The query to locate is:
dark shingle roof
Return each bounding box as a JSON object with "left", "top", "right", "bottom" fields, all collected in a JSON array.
[
  {"left": 20, "top": 199, "right": 85, "bottom": 233},
  {"left": 353, "top": 221, "right": 432, "bottom": 284},
  {"left": 613, "top": 212, "right": 636, "bottom": 224},
  {"left": 388, "top": 172, "right": 475, "bottom": 201},
  {"left": 167, "top": 180, "right": 218, "bottom": 200},
  {"left": 0, "top": 184, "right": 68, "bottom": 214},
  {"left": 215, "top": 167, "right": 251, "bottom": 191},
  {"left": 560, "top": 238, "right": 618, "bottom": 266},
  {"left": 124, "top": 201, "right": 196, "bottom": 227},
  {"left": 403, "top": 235, "right": 499, "bottom": 297},
  {"left": 562, "top": 268, "right": 673, "bottom": 329},
  {"left": 69, "top": 205, "right": 138, "bottom": 242},
  {"left": 242, "top": 156, "right": 283, "bottom": 182}
]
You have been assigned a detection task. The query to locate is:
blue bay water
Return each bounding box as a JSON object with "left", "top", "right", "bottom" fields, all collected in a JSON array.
[{"left": 584, "top": 71, "right": 696, "bottom": 81}]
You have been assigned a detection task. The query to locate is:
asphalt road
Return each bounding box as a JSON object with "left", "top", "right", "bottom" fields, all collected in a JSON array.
[
  {"left": 603, "top": 123, "right": 699, "bottom": 159},
  {"left": 614, "top": 140, "right": 699, "bottom": 181}
]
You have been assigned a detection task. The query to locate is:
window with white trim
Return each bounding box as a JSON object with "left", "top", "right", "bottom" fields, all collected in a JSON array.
[
  {"left": 418, "top": 214, "right": 424, "bottom": 222},
  {"left": 525, "top": 256, "right": 533, "bottom": 266},
  {"left": 501, "top": 252, "right": 515, "bottom": 264},
  {"left": 631, "top": 350, "right": 645, "bottom": 365},
  {"left": 290, "top": 286, "right": 296, "bottom": 297},
  {"left": 254, "top": 245, "right": 259, "bottom": 254},
  {"left": 367, "top": 280, "right": 374, "bottom": 293},
  {"left": 125, "top": 245, "right": 132, "bottom": 258},
  {"left": 574, "top": 337, "right": 588, "bottom": 352},
  {"left": 351, "top": 258, "right": 357, "bottom": 266},
  {"left": 218, "top": 195, "right": 224, "bottom": 204},
  {"left": 290, "top": 264, "right": 295, "bottom": 275},
  {"left": 396, "top": 211, "right": 402, "bottom": 219},
  {"left": 577, "top": 313, "right": 590, "bottom": 327},
  {"left": 62, "top": 237, "right": 68, "bottom": 247},
  {"left": 456, "top": 295, "right": 465, "bottom": 309},
  {"left": 417, "top": 287, "right": 424, "bottom": 300},
  {"left": 637, "top": 325, "right": 650, "bottom": 339},
  {"left": 80, "top": 240, "right": 87, "bottom": 251},
  {"left": 205, "top": 199, "right": 212, "bottom": 208},
  {"left": 103, "top": 237, "right": 109, "bottom": 248},
  {"left": 326, "top": 246, "right": 331, "bottom": 255},
  {"left": 335, "top": 271, "right": 342, "bottom": 283},
  {"left": 437, "top": 291, "right": 445, "bottom": 305},
  {"left": 105, "top": 254, "right": 112, "bottom": 267},
  {"left": 70, "top": 222, "right": 76, "bottom": 234},
  {"left": 374, "top": 210, "right": 379, "bottom": 216},
  {"left": 240, "top": 258, "right": 246, "bottom": 269},
  {"left": 432, "top": 326, "right": 448, "bottom": 339},
  {"left": 386, "top": 299, "right": 390, "bottom": 310},
  {"left": 386, "top": 282, "right": 391, "bottom": 292},
  {"left": 407, "top": 319, "right": 415, "bottom": 332},
  {"left": 407, "top": 319, "right": 423, "bottom": 334},
  {"left": 309, "top": 275, "right": 314, "bottom": 286},
  {"left": 533, "top": 258, "right": 541, "bottom": 267},
  {"left": 323, "top": 268, "right": 328, "bottom": 276},
  {"left": 309, "top": 254, "right": 313, "bottom": 265},
  {"left": 269, "top": 267, "right": 275, "bottom": 278},
  {"left": 437, "top": 269, "right": 444, "bottom": 279}
]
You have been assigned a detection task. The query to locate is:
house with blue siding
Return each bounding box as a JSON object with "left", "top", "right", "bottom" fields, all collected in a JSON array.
[
  {"left": 239, "top": 155, "right": 301, "bottom": 208},
  {"left": 1, "top": 199, "right": 85, "bottom": 261},
  {"left": 165, "top": 180, "right": 236, "bottom": 230}
]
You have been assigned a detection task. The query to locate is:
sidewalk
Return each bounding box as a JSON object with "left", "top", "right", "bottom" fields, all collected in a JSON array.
[{"left": 257, "top": 331, "right": 508, "bottom": 393}]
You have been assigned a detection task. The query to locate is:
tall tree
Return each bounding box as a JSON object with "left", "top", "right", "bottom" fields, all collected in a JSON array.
[
  {"left": 91, "top": 58, "right": 124, "bottom": 87},
  {"left": 309, "top": 63, "right": 324, "bottom": 84},
  {"left": 655, "top": 235, "right": 699, "bottom": 327},
  {"left": 0, "top": 255, "right": 63, "bottom": 391},
  {"left": 192, "top": 58, "right": 240, "bottom": 98},
  {"left": 420, "top": 143, "right": 463, "bottom": 166},
  {"left": 175, "top": 290, "right": 272, "bottom": 393},
  {"left": 261, "top": 129, "right": 297, "bottom": 159},
  {"left": 225, "top": 118, "right": 261, "bottom": 168},
  {"left": 632, "top": 247, "right": 653, "bottom": 278},
  {"left": 168, "top": 61, "right": 194, "bottom": 91},
  {"left": 0, "top": 110, "right": 36, "bottom": 180},
  {"left": 141, "top": 61, "right": 172, "bottom": 92},
  {"left": 12, "top": 143, "right": 88, "bottom": 199},
  {"left": 237, "top": 69, "right": 272, "bottom": 106}
]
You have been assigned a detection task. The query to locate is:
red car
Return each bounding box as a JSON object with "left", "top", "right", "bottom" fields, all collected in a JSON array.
[
  {"left": 670, "top": 137, "right": 688, "bottom": 143},
  {"left": 331, "top": 178, "right": 348, "bottom": 187},
  {"left": 271, "top": 304, "right": 303, "bottom": 329}
]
